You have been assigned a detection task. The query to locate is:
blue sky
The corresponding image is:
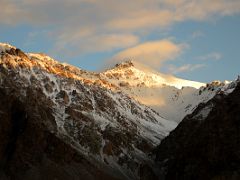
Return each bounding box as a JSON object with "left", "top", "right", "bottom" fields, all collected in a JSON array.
[{"left": 1, "top": 0, "right": 240, "bottom": 82}]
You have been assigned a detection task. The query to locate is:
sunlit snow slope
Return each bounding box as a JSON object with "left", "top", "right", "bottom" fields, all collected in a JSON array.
[{"left": 102, "top": 61, "right": 229, "bottom": 122}]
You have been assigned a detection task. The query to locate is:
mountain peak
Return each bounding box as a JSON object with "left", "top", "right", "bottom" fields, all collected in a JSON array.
[
  {"left": 104, "top": 60, "right": 205, "bottom": 89},
  {"left": 114, "top": 60, "right": 135, "bottom": 69},
  {"left": 109, "top": 60, "right": 164, "bottom": 79},
  {"left": 0, "top": 42, "right": 16, "bottom": 53}
]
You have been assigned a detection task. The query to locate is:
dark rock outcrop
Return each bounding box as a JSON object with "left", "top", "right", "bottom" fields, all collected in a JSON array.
[
  {"left": 7, "top": 48, "right": 28, "bottom": 59},
  {"left": 155, "top": 83, "right": 240, "bottom": 180}
]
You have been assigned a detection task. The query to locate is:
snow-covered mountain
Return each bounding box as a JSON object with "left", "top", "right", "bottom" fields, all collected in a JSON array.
[
  {"left": 0, "top": 43, "right": 176, "bottom": 179},
  {"left": 101, "top": 60, "right": 229, "bottom": 122},
  {"left": 0, "top": 42, "right": 234, "bottom": 179},
  {"left": 25, "top": 49, "right": 230, "bottom": 124}
]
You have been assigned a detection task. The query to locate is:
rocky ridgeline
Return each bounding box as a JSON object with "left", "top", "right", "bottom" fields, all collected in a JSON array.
[{"left": 0, "top": 44, "right": 176, "bottom": 179}]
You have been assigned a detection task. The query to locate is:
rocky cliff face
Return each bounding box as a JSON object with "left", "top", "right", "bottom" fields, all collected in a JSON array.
[
  {"left": 0, "top": 75, "right": 121, "bottom": 180},
  {"left": 155, "top": 79, "right": 240, "bottom": 180},
  {"left": 0, "top": 43, "right": 177, "bottom": 179}
]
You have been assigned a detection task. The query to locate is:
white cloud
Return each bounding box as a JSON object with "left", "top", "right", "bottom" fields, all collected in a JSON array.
[
  {"left": 197, "top": 52, "right": 222, "bottom": 61},
  {"left": 1, "top": 0, "right": 240, "bottom": 55},
  {"left": 168, "top": 64, "right": 206, "bottom": 74},
  {"left": 52, "top": 33, "right": 139, "bottom": 56},
  {"left": 109, "top": 40, "right": 186, "bottom": 69},
  {"left": 106, "top": 0, "right": 240, "bottom": 31}
]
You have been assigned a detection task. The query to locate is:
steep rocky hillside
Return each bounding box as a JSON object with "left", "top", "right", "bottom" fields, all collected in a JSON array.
[
  {"left": 155, "top": 78, "right": 240, "bottom": 180},
  {"left": 0, "top": 43, "right": 176, "bottom": 179},
  {"left": 0, "top": 81, "right": 118, "bottom": 180}
]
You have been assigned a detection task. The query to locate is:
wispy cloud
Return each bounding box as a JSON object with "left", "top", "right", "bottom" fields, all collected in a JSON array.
[
  {"left": 197, "top": 52, "right": 222, "bottom": 61},
  {"left": 1, "top": 0, "right": 240, "bottom": 55},
  {"left": 109, "top": 39, "right": 186, "bottom": 69},
  {"left": 168, "top": 64, "right": 206, "bottom": 74}
]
